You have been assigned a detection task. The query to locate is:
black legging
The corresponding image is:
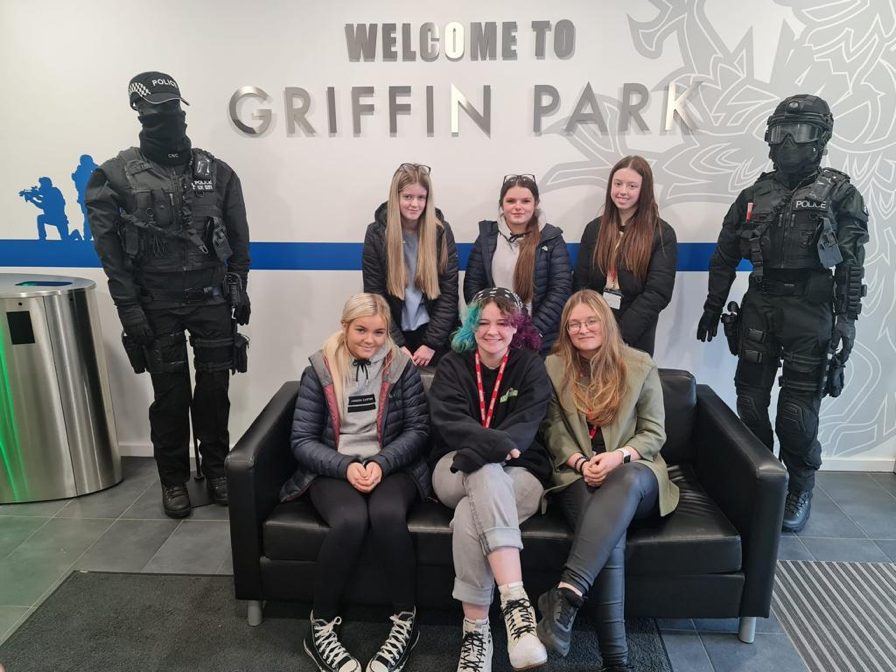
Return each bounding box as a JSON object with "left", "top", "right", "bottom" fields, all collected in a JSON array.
[
  {"left": 308, "top": 472, "right": 418, "bottom": 620},
  {"left": 559, "top": 462, "right": 659, "bottom": 666}
]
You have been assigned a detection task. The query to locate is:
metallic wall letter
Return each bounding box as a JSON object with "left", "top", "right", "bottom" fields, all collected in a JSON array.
[
  {"left": 620, "top": 83, "right": 649, "bottom": 132},
  {"left": 327, "top": 87, "right": 337, "bottom": 134},
  {"left": 565, "top": 83, "right": 608, "bottom": 134},
  {"left": 470, "top": 22, "right": 497, "bottom": 61},
  {"left": 502, "top": 22, "right": 518, "bottom": 60},
  {"left": 664, "top": 81, "right": 699, "bottom": 132},
  {"left": 389, "top": 86, "right": 412, "bottom": 135},
  {"left": 533, "top": 85, "right": 560, "bottom": 134},
  {"left": 451, "top": 84, "right": 491, "bottom": 136},
  {"left": 229, "top": 86, "right": 272, "bottom": 136},
  {"left": 284, "top": 87, "right": 315, "bottom": 136},
  {"left": 531, "top": 21, "right": 551, "bottom": 59},
  {"left": 401, "top": 23, "right": 417, "bottom": 60},
  {"left": 345, "top": 24, "right": 377, "bottom": 62},
  {"left": 553, "top": 20, "right": 575, "bottom": 58},
  {"left": 382, "top": 23, "right": 398, "bottom": 61},
  {"left": 426, "top": 85, "right": 434, "bottom": 136},
  {"left": 444, "top": 22, "right": 465, "bottom": 61},
  {"left": 352, "top": 86, "right": 375, "bottom": 135},
  {"left": 420, "top": 23, "right": 439, "bottom": 62}
]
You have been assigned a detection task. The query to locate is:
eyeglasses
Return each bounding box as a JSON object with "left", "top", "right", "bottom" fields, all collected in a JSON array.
[
  {"left": 765, "top": 123, "right": 825, "bottom": 145},
  {"left": 503, "top": 173, "right": 536, "bottom": 185},
  {"left": 396, "top": 163, "right": 431, "bottom": 175},
  {"left": 567, "top": 318, "right": 601, "bottom": 333}
]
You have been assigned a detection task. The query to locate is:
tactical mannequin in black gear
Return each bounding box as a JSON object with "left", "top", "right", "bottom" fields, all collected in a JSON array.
[
  {"left": 697, "top": 94, "right": 868, "bottom": 532},
  {"left": 87, "top": 72, "right": 251, "bottom": 519}
]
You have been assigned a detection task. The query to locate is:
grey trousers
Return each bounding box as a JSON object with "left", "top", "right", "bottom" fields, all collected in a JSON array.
[{"left": 432, "top": 452, "right": 544, "bottom": 606}]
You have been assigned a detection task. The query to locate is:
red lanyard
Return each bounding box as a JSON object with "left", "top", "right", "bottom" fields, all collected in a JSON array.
[
  {"left": 588, "top": 425, "right": 598, "bottom": 440},
  {"left": 475, "top": 351, "right": 509, "bottom": 429}
]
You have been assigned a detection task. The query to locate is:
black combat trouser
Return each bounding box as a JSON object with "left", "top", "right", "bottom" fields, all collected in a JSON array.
[
  {"left": 734, "top": 281, "right": 832, "bottom": 493},
  {"left": 144, "top": 302, "right": 233, "bottom": 486}
]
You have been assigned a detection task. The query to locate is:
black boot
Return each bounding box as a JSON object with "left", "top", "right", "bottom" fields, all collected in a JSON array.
[
  {"left": 304, "top": 612, "right": 362, "bottom": 672},
  {"left": 536, "top": 586, "right": 584, "bottom": 657},
  {"left": 782, "top": 490, "right": 812, "bottom": 532},
  {"left": 161, "top": 484, "right": 191, "bottom": 519},
  {"left": 366, "top": 608, "right": 419, "bottom": 672},
  {"left": 206, "top": 475, "right": 228, "bottom": 506},
  {"left": 598, "top": 665, "right": 633, "bottom": 672}
]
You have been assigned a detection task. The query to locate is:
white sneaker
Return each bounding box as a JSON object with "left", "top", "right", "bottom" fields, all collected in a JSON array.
[
  {"left": 304, "top": 612, "right": 362, "bottom": 672},
  {"left": 457, "top": 618, "right": 493, "bottom": 672},
  {"left": 499, "top": 583, "right": 548, "bottom": 671}
]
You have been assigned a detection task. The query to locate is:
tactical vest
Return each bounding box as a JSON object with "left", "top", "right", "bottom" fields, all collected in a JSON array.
[
  {"left": 739, "top": 168, "right": 846, "bottom": 277},
  {"left": 115, "top": 147, "right": 232, "bottom": 276}
]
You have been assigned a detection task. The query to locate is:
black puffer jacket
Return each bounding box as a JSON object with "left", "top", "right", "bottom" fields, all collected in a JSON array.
[
  {"left": 280, "top": 348, "right": 431, "bottom": 501},
  {"left": 574, "top": 217, "right": 677, "bottom": 355},
  {"left": 362, "top": 204, "right": 459, "bottom": 351},
  {"left": 463, "top": 220, "right": 572, "bottom": 355}
]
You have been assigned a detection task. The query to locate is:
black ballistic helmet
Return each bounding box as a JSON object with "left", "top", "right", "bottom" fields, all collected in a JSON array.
[{"left": 765, "top": 94, "right": 833, "bottom": 146}]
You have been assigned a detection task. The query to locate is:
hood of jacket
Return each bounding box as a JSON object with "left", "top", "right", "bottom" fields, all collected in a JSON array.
[{"left": 308, "top": 344, "right": 411, "bottom": 389}]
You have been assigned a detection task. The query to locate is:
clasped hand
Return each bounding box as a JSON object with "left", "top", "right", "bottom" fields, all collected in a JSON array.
[
  {"left": 581, "top": 451, "right": 624, "bottom": 487},
  {"left": 346, "top": 462, "right": 383, "bottom": 493}
]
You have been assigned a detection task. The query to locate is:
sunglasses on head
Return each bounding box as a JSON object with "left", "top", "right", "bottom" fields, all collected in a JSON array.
[
  {"left": 503, "top": 173, "right": 536, "bottom": 185},
  {"left": 396, "top": 163, "right": 431, "bottom": 175}
]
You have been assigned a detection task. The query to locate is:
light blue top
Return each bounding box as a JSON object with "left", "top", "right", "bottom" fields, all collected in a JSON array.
[{"left": 401, "top": 229, "right": 430, "bottom": 332}]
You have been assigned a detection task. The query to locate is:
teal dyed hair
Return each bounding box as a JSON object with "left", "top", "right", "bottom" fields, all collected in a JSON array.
[{"left": 451, "top": 302, "right": 482, "bottom": 352}]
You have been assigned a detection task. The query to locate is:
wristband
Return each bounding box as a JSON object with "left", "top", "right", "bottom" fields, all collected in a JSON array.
[{"left": 573, "top": 455, "right": 587, "bottom": 474}]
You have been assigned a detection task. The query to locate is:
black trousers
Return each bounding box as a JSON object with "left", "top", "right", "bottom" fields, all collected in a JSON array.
[
  {"left": 308, "top": 472, "right": 419, "bottom": 620},
  {"left": 401, "top": 324, "right": 448, "bottom": 365},
  {"left": 734, "top": 286, "right": 831, "bottom": 492},
  {"left": 145, "top": 303, "right": 232, "bottom": 486},
  {"left": 559, "top": 464, "right": 659, "bottom": 666}
]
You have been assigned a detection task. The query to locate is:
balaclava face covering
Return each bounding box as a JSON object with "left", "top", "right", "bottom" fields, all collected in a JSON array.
[
  {"left": 769, "top": 136, "right": 822, "bottom": 184},
  {"left": 138, "top": 105, "right": 192, "bottom": 166}
]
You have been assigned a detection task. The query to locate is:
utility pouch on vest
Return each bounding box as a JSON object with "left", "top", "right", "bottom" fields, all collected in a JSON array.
[
  {"left": 145, "top": 332, "right": 188, "bottom": 374},
  {"left": 817, "top": 216, "right": 843, "bottom": 267},
  {"left": 233, "top": 329, "right": 249, "bottom": 373},
  {"left": 721, "top": 301, "right": 740, "bottom": 356},
  {"left": 120, "top": 215, "right": 142, "bottom": 257},
  {"left": 121, "top": 332, "right": 147, "bottom": 374},
  {"left": 210, "top": 217, "right": 232, "bottom": 261}
]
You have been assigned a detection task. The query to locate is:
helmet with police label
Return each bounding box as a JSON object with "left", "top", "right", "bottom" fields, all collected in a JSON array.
[{"left": 765, "top": 94, "right": 833, "bottom": 146}]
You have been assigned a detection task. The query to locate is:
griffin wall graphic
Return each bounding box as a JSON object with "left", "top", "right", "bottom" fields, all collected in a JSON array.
[{"left": 541, "top": 0, "right": 895, "bottom": 456}]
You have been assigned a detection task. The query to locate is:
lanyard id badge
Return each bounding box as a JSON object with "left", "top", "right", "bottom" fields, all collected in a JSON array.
[{"left": 602, "top": 287, "right": 623, "bottom": 310}]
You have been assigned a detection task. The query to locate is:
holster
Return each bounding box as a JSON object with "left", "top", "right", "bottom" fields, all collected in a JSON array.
[
  {"left": 824, "top": 354, "right": 846, "bottom": 398},
  {"left": 721, "top": 301, "right": 740, "bottom": 357},
  {"left": 233, "top": 327, "right": 249, "bottom": 374},
  {"left": 121, "top": 332, "right": 147, "bottom": 374}
]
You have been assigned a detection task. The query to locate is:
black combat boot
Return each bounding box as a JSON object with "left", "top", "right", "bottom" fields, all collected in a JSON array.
[
  {"left": 782, "top": 490, "right": 812, "bottom": 533},
  {"left": 161, "top": 484, "right": 191, "bottom": 518},
  {"left": 206, "top": 475, "right": 228, "bottom": 506}
]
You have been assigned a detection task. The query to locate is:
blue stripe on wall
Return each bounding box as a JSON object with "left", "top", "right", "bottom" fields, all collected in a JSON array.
[{"left": 0, "top": 240, "right": 751, "bottom": 272}]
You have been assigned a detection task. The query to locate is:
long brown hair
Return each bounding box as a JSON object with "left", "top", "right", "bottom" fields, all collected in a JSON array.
[
  {"left": 500, "top": 176, "right": 540, "bottom": 304},
  {"left": 553, "top": 290, "right": 627, "bottom": 426},
  {"left": 385, "top": 164, "right": 447, "bottom": 299},
  {"left": 592, "top": 155, "right": 660, "bottom": 283},
  {"left": 322, "top": 293, "right": 397, "bottom": 420}
]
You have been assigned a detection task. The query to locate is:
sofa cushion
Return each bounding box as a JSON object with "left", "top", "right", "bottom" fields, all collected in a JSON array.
[{"left": 263, "top": 462, "right": 741, "bottom": 577}]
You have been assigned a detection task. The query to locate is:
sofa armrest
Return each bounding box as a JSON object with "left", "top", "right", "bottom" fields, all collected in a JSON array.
[
  {"left": 225, "top": 381, "right": 300, "bottom": 599},
  {"left": 692, "top": 384, "right": 788, "bottom": 617}
]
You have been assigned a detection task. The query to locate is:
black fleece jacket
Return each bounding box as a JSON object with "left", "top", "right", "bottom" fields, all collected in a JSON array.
[
  {"left": 574, "top": 216, "right": 677, "bottom": 355},
  {"left": 428, "top": 348, "right": 552, "bottom": 485},
  {"left": 362, "top": 203, "right": 459, "bottom": 351}
]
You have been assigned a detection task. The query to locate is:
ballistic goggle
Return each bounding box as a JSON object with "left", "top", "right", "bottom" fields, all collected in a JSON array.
[{"left": 765, "top": 122, "right": 826, "bottom": 145}]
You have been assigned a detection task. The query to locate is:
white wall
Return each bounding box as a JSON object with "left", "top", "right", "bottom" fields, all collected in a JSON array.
[{"left": 1, "top": 0, "right": 893, "bottom": 470}]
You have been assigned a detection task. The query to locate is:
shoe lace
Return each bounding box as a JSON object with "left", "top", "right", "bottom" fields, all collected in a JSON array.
[
  {"left": 785, "top": 491, "right": 809, "bottom": 512},
  {"left": 552, "top": 592, "right": 578, "bottom": 629},
  {"left": 313, "top": 616, "right": 352, "bottom": 666},
  {"left": 458, "top": 630, "right": 489, "bottom": 671},
  {"left": 501, "top": 597, "right": 537, "bottom": 641},
  {"left": 373, "top": 613, "right": 413, "bottom": 665}
]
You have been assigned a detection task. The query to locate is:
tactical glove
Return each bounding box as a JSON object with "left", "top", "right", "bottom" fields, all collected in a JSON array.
[
  {"left": 234, "top": 291, "right": 251, "bottom": 325},
  {"left": 116, "top": 304, "right": 154, "bottom": 346},
  {"left": 697, "top": 308, "right": 722, "bottom": 342},
  {"left": 829, "top": 315, "right": 856, "bottom": 363}
]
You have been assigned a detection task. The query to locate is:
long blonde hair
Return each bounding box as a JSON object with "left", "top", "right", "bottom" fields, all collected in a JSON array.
[
  {"left": 385, "top": 164, "right": 447, "bottom": 299},
  {"left": 553, "top": 290, "right": 627, "bottom": 426},
  {"left": 322, "top": 293, "right": 397, "bottom": 419}
]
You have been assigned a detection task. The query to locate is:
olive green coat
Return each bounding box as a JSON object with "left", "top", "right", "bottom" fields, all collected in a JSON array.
[{"left": 541, "top": 348, "right": 679, "bottom": 516}]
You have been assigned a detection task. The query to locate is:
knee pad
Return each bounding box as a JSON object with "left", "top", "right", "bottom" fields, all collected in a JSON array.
[
  {"left": 775, "top": 398, "right": 818, "bottom": 448},
  {"left": 779, "top": 352, "right": 825, "bottom": 395},
  {"left": 736, "top": 392, "right": 768, "bottom": 428},
  {"left": 190, "top": 334, "right": 233, "bottom": 372},
  {"left": 145, "top": 332, "right": 188, "bottom": 374}
]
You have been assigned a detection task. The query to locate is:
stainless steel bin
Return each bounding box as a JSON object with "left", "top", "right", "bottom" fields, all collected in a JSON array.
[{"left": 0, "top": 273, "right": 121, "bottom": 503}]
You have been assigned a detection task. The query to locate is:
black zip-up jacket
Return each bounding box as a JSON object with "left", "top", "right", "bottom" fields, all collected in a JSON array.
[
  {"left": 428, "top": 348, "right": 552, "bottom": 486},
  {"left": 574, "top": 217, "right": 677, "bottom": 355},
  {"left": 463, "top": 220, "right": 572, "bottom": 355},
  {"left": 362, "top": 203, "right": 459, "bottom": 351},
  {"left": 280, "top": 348, "right": 431, "bottom": 501}
]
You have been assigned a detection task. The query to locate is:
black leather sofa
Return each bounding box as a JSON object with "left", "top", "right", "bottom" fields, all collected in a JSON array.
[{"left": 226, "top": 369, "right": 787, "bottom": 643}]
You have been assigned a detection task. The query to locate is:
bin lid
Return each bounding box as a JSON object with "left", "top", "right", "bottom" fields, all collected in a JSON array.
[{"left": 0, "top": 273, "right": 95, "bottom": 298}]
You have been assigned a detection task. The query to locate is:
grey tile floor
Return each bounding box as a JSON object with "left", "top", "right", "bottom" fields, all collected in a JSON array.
[{"left": 1, "top": 458, "right": 894, "bottom": 672}]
